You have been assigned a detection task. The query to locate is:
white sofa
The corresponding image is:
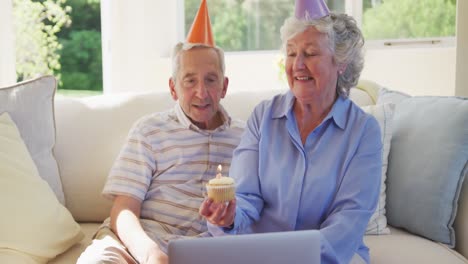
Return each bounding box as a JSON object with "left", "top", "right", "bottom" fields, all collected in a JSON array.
[{"left": 48, "top": 84, "right": 467, "bottom": 264}]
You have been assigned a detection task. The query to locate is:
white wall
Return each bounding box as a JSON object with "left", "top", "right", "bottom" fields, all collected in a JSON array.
[
  {"left": 0, "top": 0, "right": 16, "bottom": 87},
  {"left": 361, "top": 47, "right": 456, "bottom": 96},
  {"left": 225, "top": 51, "right": 287, "bottom": 93},
  {"left": 101, "top": 1, "right": 464, "bottom": 97},
  {"left": 101, "top": 0, "right": 184, "bottom": 94}
]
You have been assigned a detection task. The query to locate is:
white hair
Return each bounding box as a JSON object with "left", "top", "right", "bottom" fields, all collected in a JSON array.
[
  {"left": 171, "top": 42, "right": 226, "bottom": 80},
  {"left": 280, "top": 13, "right": 365, "bottom": 98}
]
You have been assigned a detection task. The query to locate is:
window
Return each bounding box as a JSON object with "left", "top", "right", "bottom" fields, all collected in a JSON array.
[
  {"left": 13, "top": 0, "right": 71, "bottom": 82},
  {"left": 185, "top": 0, "right": 294, "bottom": 51},
  {"left": 13, "top": 0, "right": 102, "bottom": 97},
  {"left": 184, "top": 0, "right": 457, "bottom": 52},
  {"left": 57, "top": 0, "right": 102, "bottom": 95},
  {"left": 362, "top": 0, "right": 457, "bottom": 40}
]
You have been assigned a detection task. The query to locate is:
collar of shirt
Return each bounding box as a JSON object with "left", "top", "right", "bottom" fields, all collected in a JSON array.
[
  {"left": 271, "top": 90, "right": 348, "bottom": 130},
  {"left": 174, "top": 102, "right": 232, "bottom": 132}
]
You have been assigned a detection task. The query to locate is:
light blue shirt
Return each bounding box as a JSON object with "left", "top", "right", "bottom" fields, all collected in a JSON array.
[{"left": 209, "top": 91, "right": 382, "bottom": 264}]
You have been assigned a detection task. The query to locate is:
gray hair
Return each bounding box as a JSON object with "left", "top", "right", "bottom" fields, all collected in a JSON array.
[
  {"left": 171, "top": 42, "right": 226, "bottom": 80},
  {"left": 280, "top": 13, "right": 364, "bottom": 98}
]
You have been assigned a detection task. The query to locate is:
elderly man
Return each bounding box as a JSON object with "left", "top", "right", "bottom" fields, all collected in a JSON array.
[{"left": 77, "top": 1, "right": 243, "bottom": 263}]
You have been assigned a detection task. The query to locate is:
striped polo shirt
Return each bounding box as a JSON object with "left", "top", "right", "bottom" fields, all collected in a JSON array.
[{"left": 102, "top": 103, "right": 244, "bottom": 252}]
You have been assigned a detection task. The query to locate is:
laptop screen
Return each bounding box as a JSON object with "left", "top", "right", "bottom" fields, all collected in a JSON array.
[{"left": 168, "top": 230, "right": 321, "bottom": 264}]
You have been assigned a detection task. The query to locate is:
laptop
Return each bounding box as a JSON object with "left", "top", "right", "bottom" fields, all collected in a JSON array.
[{"left": 168, "top": 230, "right": 321, "bottom": 264}]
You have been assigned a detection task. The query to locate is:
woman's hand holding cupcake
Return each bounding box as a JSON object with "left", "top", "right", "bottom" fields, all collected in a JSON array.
[
  {"left": 199, "top": 165, "right": 237, "bottom": 227},
  {"left": 199, "top": 198, "right": 236, "bottom": 228}
]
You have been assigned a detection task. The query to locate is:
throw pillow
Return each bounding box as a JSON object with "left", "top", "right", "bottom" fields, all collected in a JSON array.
[
  {"left": 361, "top": 103, "right": 395, "bottom": 235},
  {"left": 0, "top": 75, "right": 64, "bottom": 204},
  {"left": 377, "top": 86, "right": 411, "bottom": 106},
  {"left": 355, "top": 79, "right": 380, "bottom": 104},
  {"left": 0, "top": 112, "right": 84, "bottom": 263},
  {"left": 0, "top": 249, "right": 41, "bottom": 264},
  {"left": 386, "top": 96, "right": 468, "bottom": 247}
]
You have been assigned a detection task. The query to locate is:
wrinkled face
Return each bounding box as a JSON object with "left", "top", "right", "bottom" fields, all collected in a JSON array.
[
  {"left": 169, "top": 47, "right": 228, "bottom": 130},
  {"left": 285, "top": 26, "right": 340, "bottom": 105}
]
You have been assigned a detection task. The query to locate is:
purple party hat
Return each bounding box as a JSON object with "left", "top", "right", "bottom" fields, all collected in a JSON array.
[{"left": 295, "top": 0, "right": 330, "bottom": 20}]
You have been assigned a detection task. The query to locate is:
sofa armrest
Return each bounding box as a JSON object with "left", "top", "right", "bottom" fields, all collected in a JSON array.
[{"left": 455, "top": 165, "right": 468, "bottom": 259}]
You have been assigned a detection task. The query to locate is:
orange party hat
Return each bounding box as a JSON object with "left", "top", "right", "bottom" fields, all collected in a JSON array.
[{"left": 186, "top": 0, "right": 215, "bottom": 47}]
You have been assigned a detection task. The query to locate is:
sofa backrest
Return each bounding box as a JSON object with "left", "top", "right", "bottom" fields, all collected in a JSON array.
[{"left": 54, "top": 88, "right": 374, "bottom": 222}]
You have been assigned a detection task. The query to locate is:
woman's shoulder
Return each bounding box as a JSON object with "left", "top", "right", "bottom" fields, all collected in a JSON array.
[
  {"left": 345, "top": 99, "right": 381, "bottom": 133},
  {"left": 252, "top": 91, "right": 291, "bottom": 116}
]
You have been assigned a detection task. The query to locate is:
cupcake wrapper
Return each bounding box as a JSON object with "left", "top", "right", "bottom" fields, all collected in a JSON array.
[{"left": 206, "top": 185, "right": 235, "bottom": 203}]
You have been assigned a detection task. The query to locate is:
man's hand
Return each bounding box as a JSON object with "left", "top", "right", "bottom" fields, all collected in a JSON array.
[
  {"left": 199, "top": 198, "right": 236, "bottom": 227},
  {"left": 111, "top": 195, "right": 168, "bottom": 264}
]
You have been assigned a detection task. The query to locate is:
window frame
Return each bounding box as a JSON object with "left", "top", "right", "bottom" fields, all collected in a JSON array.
[
  {"left": 201, "top": 0, "right": 457, "bottom": 55},
  {"left": 347, "top": 0, "right": 457, "bottom": 50}
]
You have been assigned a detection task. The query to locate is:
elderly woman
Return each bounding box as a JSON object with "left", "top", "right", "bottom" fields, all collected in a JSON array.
[{"left": 200, "top": 1, "right": 382, "bottom": 264}]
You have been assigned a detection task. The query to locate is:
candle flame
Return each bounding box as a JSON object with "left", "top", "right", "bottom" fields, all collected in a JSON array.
[{"left": 217, "top": 164, "right": 222, "bottom": 173}]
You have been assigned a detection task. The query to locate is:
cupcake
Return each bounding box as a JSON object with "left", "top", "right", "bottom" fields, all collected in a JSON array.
[{"left": 206, "top": 165, "right": 236, "bottom": 202}]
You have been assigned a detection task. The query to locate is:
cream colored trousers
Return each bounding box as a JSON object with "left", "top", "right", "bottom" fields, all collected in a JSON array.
[{"left": 76, "top": 227, "right": 138, "bottom": 264}]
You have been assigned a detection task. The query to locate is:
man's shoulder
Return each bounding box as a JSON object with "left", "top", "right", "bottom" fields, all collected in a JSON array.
[{"left": 132, "top": 108, "right": 179, "bottom": 133}]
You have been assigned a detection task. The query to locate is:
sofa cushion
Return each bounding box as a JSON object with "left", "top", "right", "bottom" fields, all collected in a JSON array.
[
  {"left": 364, "top": 227, "right": 468, "bottom": 264},
  {"left": 0, "top": 75, "right": 64, "bottom": 204},
  {"left": 377, "top": 86, "right": 411, "bottom": 105},
  {"left": 386, "top": 96, "right": 468, "bottom": 247},
  {"left": 0, "top": 113, "right": 83, "bottom": 263},
  {"left": 54, "top": 92, "right": 176, "bottom": 222},
  {"left": 355, "top": 79, "right": 380, "bottom": 104},
  {"left": 48, "top": 223, "right": 100, "bottom": 264},
  {"left": 361, "top": 103, "right": 395, "bottom": 235}
]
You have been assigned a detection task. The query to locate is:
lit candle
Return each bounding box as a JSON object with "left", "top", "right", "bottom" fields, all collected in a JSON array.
[{"left": 216, "top": 164, "right": 222, "bottom": 179}]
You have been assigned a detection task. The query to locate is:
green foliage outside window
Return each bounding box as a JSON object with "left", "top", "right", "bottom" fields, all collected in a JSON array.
[
  {"left": 58, "top": 0, "right": 102, "bottom": 91},
  {"left": 363, "top": 0, "right": 456, "bottom": 40},
  {"left": 13, "top": 0, "right": 71, "bottom": 82},
  {"left": 13, "top": 0, "right": 102, "bottom": 91},
  {"left": 59, "top": 30, "right": 102, "bottom": 91}
]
